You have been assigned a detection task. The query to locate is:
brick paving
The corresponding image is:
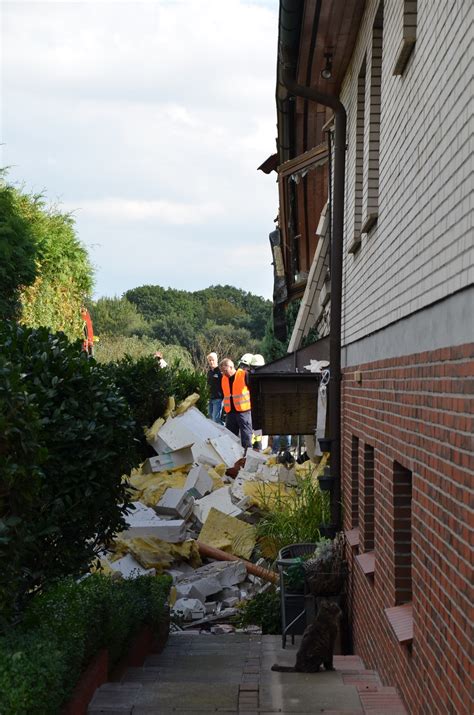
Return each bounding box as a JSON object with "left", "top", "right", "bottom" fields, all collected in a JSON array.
[{"left": 88, "top": 632, "right": 408, "bottom": 714}]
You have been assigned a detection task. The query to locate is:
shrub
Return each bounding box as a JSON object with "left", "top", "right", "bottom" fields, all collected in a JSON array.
[
  {"left": 0, "top": 322, "right": 136, "bottom": 621},
  {"left": 104, "top": 356, "right": 208, "bottom": 458},
  {"left": 0, "top": 573, "right": 172, "bottom": 715},
  {"left": 94, "top": 334, "right": 193, "bottom": 368},
  {"left": 255, "top": 467, "right": 330, "bottom": 558},
  {"left": 235, "top": 587, "right": 281, "bottom": 634}
]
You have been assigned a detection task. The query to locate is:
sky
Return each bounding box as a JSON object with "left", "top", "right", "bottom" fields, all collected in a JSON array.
[{"left": 1, "top": 0, "right": 279, "bottom": 301}]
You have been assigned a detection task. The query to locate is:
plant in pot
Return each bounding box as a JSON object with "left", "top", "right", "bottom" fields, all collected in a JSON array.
[
  {"left": 318, "top": 465, "right": 333, "bottom": 491},
  {"left": 303, "top": 532, "right": 347, "bottom": 599},
  {"left": 318, "top": 437, "right": 332, "bottom": 453}
]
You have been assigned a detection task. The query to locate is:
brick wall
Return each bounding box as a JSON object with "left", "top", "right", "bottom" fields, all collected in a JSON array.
[{"left": 342, "top": 342, "right": 473, "bottom": 715}]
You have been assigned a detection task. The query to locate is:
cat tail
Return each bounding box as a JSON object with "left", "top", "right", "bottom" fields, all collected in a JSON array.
[{"left": 271, "top": 664, "right": 296, "bottom": 672}]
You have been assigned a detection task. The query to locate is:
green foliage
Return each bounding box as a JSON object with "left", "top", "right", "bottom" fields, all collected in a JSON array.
[
  {"left": 0, "top": 322, "right": 136, "bottom": 621},
  {"left": 256, "top": 468, "right": 330, "bottom": 557},
  {"left": 104, "top": 356, "right": 208, "bottom": 458},
  {"left": 235, "top": 587, "right": 281, "bottom": 635},
  {"left": 0, "top": 573, "right": 171, "bottom": 715},
  {"left": 17, "top": 191, "right": 93, "bottom": 341},
  {"left": 260, "top": 299, "right": 319, "bottom": 364},
  {"left": 90, "top": 297, "right": 150, "bottom": 337},
  {"left": 0, "top": 173, "right": 38, "bottom": 320},
  {"left": 94, "top": 334, "right": 193, "bottom": 368},
  {"left": 124, "top": 283, "right": 271, "bottom": 365}
]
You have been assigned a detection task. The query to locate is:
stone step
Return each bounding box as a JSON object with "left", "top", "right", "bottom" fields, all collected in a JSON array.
[{"left": 87, "top": 682, "right": 142, "bottom": 713}]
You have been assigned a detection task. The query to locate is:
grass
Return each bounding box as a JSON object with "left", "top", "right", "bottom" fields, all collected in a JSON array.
[{"left": 255, "top": 464, "right": 330, "bottom": 559}]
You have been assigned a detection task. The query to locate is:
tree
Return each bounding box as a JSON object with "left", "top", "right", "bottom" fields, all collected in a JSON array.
[
  {"left": 90, "top": 297, "right": 150, "bottom": 337},
  {"left": 0, "top": 173, "right": 38, "bottom": 320},
  {"left": 17, "top": 192, "right": 93, "bottom": 341}
]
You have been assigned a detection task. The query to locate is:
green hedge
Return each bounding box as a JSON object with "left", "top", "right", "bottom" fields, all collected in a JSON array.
[
  {"left": 104, "top": 355, "right": 208, "bottom": 458},
  {"left": 0, "top": 573, "right": 171, "bottom": 715},
  {"left": 0, "top": 322, "right": 137, "bottom": 622}
]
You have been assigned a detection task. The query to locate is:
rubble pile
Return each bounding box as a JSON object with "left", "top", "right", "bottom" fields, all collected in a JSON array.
[{"left": 97, "top": 394, "right": 319, "bottom": 632}]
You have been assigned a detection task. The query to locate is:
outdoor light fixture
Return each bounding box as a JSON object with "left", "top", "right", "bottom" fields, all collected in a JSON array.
[{"left": 321, "top": 52, "right": 333, "bottom": 80}]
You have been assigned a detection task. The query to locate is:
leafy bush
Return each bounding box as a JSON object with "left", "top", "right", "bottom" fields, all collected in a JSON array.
[
  {"left": 104, "top": 355, "right": 208, "bottom": 458},
  {"left": 0, "top": 573, "right": 171, "bottom": 715},
  {"left": 0, "top": 322, "right": 136, "bottom": 621},
  {"left": 255, "top": 467, "right": 330, "bottom": 558},
  {"left": 0, "top": 173, "right": 38, "bottom": 320},
  {"left": 94, "top": 334, "right": 193, "bottom": 368},
  {"left": 235, "top": 587, "right": 281, "bottom": 634}
]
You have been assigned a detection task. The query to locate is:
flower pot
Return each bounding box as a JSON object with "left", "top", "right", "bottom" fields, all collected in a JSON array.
[
  {"left": 318, "top": 475, "right": 333, "bottom": 491},
  {"left": 318, "top": 438, "right": 332, "bottom": 453},
  {"left": 319, "top": 524, "right": 337, "bottom": 539}
]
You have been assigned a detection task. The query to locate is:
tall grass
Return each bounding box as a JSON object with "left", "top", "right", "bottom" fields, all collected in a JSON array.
[{"left": 255, "top": 466, "right": 330, "bottom": 558}]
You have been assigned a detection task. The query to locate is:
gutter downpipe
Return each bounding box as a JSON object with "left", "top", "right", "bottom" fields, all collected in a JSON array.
[{"left": 280, "top": 52, "right": 346, "bottom": 530}]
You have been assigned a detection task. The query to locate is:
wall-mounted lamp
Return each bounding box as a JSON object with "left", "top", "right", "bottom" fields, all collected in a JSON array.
[{"left": 321, "top": 52, "right": 333, "bottom": 80}]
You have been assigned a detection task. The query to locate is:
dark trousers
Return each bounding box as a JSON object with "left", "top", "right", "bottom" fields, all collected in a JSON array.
[{"left": 225, "top": 410, "right": 253, "bottom": 448}]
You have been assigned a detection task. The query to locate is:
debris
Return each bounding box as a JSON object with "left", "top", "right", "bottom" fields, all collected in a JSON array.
[
  {"left": 120, "top": 502, "right": 187, "bottom": 542},
  {"left": 193, "top": 487, "right": 243, "bottom": 523},
  {"left": 172, "top": 598, "right": 206, "bottom": 620},
  {"left": 155, "top": 488, "right": 194, "bottom": 519},
  {"left": 114, "top": 536, "right": 201, "bottom": 570},
  {"left": 184, "top": 464, "right": 213, "bottom": 497},
  {"left": 198, "top": 507, "right": 256, "bottom": 560}
]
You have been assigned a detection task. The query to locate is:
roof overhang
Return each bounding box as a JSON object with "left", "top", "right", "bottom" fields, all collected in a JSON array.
[{"left": 276, "top": 0, "right": 366, "bottom": 163}]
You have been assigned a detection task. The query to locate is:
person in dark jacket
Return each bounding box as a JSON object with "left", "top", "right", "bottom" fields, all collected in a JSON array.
[{"left": 206, "top": 352, "right": 224, "bottom": 424}]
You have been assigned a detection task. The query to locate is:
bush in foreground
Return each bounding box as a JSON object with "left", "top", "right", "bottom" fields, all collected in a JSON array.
[
  {"left": 0, "top": 322, "right": 136, "bottom": 621},
  {"left": 0, "top": 573, "right": 171, "bottom": 715}
]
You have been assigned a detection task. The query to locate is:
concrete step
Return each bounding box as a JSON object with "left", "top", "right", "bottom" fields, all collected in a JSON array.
[{"left": 87, "top": 633, "right": 408, "bottom": 715}]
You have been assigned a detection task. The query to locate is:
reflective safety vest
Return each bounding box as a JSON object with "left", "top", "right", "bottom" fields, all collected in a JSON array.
[{"left": 222, "top": 369, "right": 251, "bottom": 413}]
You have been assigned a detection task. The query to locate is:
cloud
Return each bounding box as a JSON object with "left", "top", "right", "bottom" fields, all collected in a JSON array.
[
  {"left": 65, "top": 197, "right": 224, "bottom": 224},
  {"left": 1, "top": 0, "right": 279, "bottom": 300}
]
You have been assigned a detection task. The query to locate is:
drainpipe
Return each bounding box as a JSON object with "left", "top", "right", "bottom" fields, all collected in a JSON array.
[{"left": 280, "top": 49, "right": 346, "bottom": 530}]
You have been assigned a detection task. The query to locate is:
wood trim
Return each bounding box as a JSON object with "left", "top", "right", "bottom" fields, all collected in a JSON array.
[
  {"left": 384, "top": 603, "right": 413, "bottom": 644},
  {"left": 278, "top": 143, "right": 328, "bottom": 177}
]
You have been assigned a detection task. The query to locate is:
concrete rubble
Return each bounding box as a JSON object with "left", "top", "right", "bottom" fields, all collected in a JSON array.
[{"left": 96, "top": 393, "right": 320, "bottom": 626}]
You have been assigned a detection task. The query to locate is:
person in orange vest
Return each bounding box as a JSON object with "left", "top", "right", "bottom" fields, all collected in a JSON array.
[{"left": 220, "top": 358, "right": 253, "bottom": 449}]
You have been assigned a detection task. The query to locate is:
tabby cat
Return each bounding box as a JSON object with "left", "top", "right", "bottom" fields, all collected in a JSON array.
[{"left": 271, "top": 600, "right": 342, "bottom": 673}]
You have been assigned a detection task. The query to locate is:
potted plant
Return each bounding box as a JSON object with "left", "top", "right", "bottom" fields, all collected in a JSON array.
[
  {"left": 317, "top": 465, "right": 333, "bottom": 491},
  {"left": 303, "top": 532, "right": 347, "bottom": 598},
  {"left": 318, "top": 437, "right": 332, "bottom": 453}
]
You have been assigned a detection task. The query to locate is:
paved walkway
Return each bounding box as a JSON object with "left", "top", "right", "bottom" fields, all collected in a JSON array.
[{"left": 88, "top": 632, "right": 408, "bottom": 714}]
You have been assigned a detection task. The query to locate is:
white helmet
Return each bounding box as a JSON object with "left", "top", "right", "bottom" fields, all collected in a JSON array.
[
  {"left": 239, "top": 353, "right": 254, "bottom": 367},
  {"left": 250, "top": 354, "right": 265, "bottom": 367}
]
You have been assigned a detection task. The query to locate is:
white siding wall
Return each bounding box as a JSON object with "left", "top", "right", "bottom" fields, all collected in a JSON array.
[{"left": 341, "top": 0, "right": 473, "bottom": 346}]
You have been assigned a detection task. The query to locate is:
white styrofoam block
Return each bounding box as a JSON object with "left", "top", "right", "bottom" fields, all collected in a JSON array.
[
  {"left": 155, "top": 488, "right": 194, "bottom": 518},
  {"left": 191, "top": 441, "right": 222, "bottom": 467},
  {"left": 106, "top": 554, "right": 154, "bottom": 579},
  {"left": 174, "top": 573, "right": 222, "bottom": 602},
  {"left": 172, "top": 598, "right": 206, "bottom": 620},
  {"left": 209, "top": 434, "right": 245, "bottom": 468},
  {"left": 244, "top": 448, "right": 268, "bottom": 473},
  {"left": 185, "top": 464, "right": 213, "bottom": 497},
  {"left": 192, "top": 487, "right": 242, "bottom": 523},
  {"left": 158, "top": 407, "right": 224, "bottom": 451},
  {"left": 196, "top": 561, "right": 247, "bottom": 589}
]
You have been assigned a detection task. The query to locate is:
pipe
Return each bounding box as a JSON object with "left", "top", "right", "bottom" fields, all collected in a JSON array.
[
  {"left": 279, "top": 48, "right": 346, "bottom": 530},
  {"left": 197, "top": 541, "right": 279, "bottom": 585}
]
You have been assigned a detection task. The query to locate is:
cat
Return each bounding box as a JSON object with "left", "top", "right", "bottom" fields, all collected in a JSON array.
[{"left": 271, "top": 600, "right": 342, "bottom": 673}]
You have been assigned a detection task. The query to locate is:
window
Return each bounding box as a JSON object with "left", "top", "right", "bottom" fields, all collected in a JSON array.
[
  {"left": 361, "top": 2, "right": 383, "bottom": 234},
  {"left": 360, "top": 444, "right": 375, "bottom": 552},
  {"left": 350, "top": 435, "right": 360, "bottom": 527},
  {"left": 349, "top": 58, "right": 366, "bottom": 254},
  {"left": 393, "top": 461, "right": 412, "bottom": 604},
  {"left": 393, "top": 1, "right": 417, "bottom": 75}
]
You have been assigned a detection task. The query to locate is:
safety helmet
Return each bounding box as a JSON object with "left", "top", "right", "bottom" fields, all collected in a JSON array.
[
  {"left": 250, "top": 354, "right": 265, "bottom": 367},
  {"left": 239, "top": 353, "right": 254, "bottom": 367}
]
